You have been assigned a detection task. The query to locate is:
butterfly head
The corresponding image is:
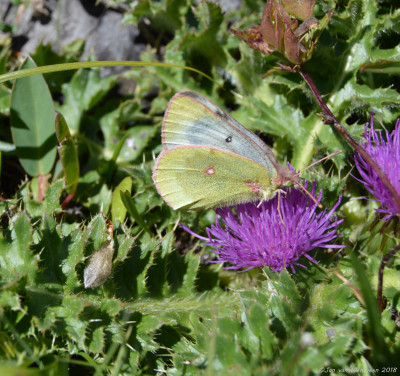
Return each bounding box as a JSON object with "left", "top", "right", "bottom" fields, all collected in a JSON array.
[
  {"left": 272, "top": 164, "right": 322, "bottom": 208},
  {"left": 273, "top": 164, "right": 299, "bottom": 187}
]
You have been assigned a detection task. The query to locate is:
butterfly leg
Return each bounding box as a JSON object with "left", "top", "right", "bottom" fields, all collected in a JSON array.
[{"left": 277, "top": 190, "right": 287, "bottom": 227}]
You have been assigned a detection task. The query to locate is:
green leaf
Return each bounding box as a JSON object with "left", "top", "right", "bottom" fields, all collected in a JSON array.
[
  {"left": 181, "top": 249, "right": 201, "bottom": 293},
  {"left": 57, "top": 67, "right": 118, "bottom": 133},
  {"left": 137, "top": 315, "right": 163, "bottom": 351},
  {"left": 0, "top": 84, "right": 10, "bottom": 115},
  {"left": 328, "top": 0, "right": 363, "bottom": 41},
  {"left": 360, "top": 60, "right": 400, "bottom": 74},
  {"left": 55, "top": 112, "right": 80, "bottom": 194},
  {"left": 330, "top": 76, "right": 400, "bottom": 122},
  {"left": 246, "top": 302, "right": 276, "bottom": 359},
  {"left": 87, "top": 326, "right": 104, "bottom": 353},
  {"left": 61, "top": 228, "right": 87, "bottom": 291},
  {"left": 124, "top": 0, "right": 185, "bottom": 31},
  {"left": 178, "top": 1, "right": 227, "bottom": 81},
  {"left": 351, "top": 255, "right": 393, "bottom": 366},
  {"left": 113, "top": 237, "right": 157, "bottom": 299},
  {"left": 0, "top": 213, "right": 36, "bottom": 284},
  {"left": 10, "top": 56, "right": 57, "bottom": 176},
  {"left": 36, "top": 214, "right": 65, "bottom": 285},
  {"left": 111, "top": 177, "right": 132, "bottom": 223},
  {"left": 267, "top": 270, "right": 304, "bottom": 313},
  {"left": 115, "top": 230, "right": 136, "bottom": 261},
  {"left": 0, "top": 290, "right": 21, "bottom": 311},
  {"left": 120, "top": 190, "right": 152, "bottom": 235},
  {"left": 99, "top": 100, "right": 157, "bottom": 165},
  {"left": 241, "top": 95, "right": 344, "bottom": 170},
  {"left": 59, "top": 295, "right": 86, "bottom": 346},
  {"left": 43, "top": 179, "right": 64, "bottom": 213}
]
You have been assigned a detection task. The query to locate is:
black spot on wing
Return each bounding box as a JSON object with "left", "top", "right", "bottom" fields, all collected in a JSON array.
[{"left": 225, "top": 135, "right": 232, "bottom": 142}]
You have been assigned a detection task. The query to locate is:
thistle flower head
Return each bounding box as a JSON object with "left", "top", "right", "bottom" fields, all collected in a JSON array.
[
  {"left": 354, "top": 114, "right": 400, "bottom": 219},
  {"left": 184, "top": 183, "right": 344, "bottom": 273}
]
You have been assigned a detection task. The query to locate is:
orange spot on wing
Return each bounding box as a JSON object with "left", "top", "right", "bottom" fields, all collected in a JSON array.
[{"left": 203, "top": 165, "right": 216, "bottom": 175}]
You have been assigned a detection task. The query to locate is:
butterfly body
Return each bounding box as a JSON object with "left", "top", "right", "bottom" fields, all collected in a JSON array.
[{"left": 153, "top": 90, "right": 297, "bottom": 210}]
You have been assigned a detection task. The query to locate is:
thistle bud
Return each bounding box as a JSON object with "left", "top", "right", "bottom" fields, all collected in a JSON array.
[
  {"left": 231, "top": 0, "right": 333, "bottom": 65},
  {"left": 84, "top": 220, "right": 115, "bottom": 288}
]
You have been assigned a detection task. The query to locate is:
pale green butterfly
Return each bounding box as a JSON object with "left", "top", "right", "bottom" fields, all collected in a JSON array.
[{"left": 152, "top": 90, "right": 316, "bottom": 211}]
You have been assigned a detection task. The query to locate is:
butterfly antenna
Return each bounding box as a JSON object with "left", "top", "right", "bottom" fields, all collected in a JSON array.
[
  {"left": 294, "top": 150, "right": 342, "bottom": 178},
  {"left": 292, "top": 177, "right": 323, "bottom": 208}
]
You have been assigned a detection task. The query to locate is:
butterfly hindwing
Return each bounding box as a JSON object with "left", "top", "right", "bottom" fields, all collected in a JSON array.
[{"left": 153, "top": 146, "right": 275, "bottom": 210}]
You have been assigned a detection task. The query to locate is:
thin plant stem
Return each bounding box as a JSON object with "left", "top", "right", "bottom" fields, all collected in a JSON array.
[
  {"left": 377, "top": 244, "right": 400, "bottom": 314},
  {"left": 298, "top": 67, "right": 400, "bottom": 214},
  {"left": 333, "top": 271, "right": 364, "bottom": 305}
]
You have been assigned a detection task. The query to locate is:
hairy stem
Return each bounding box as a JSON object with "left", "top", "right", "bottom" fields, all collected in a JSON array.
[{"left": 298, "top": 67, "right": 400, "bottom": 214}]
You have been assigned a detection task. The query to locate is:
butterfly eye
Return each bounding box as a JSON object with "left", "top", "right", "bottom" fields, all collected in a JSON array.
[{"left": 225, "top": 135, "right": 233, "bottom": 143}]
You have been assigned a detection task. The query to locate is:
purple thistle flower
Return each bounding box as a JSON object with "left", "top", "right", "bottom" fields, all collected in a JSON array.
[
  {"left": 183, "top": 183, "right": 344, "bottom": 273},
  {"left": 354, "top": 114, "right": 400, "bottom": 219}
]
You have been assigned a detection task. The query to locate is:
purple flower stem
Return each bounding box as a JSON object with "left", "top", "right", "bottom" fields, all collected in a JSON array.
[
  {"left": 378, "top": 244, "right": 400, "bottom": 314},
  {"left": 298, "top": 66, "right": 400, "bottom": 214}
]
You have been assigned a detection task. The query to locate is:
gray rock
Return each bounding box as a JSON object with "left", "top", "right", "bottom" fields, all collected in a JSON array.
[{"left": 1, "top": 0, "right": 145, "bottom": 74}]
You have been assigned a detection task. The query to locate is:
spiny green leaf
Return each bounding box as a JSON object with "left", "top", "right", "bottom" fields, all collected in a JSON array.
[
  {"left": 43, "top": 179, "right": 64, "bottom": 213},
  {"left": 37, "top": 214, "right": 65, "bottom": 285},
  {"left": 87, "top": 326, "right": 104, "bottom": 353},
  {"left": 330, "top": 77, "right": 400, "bottom": 122},
  {"left": 58, "top": 296, "right": 86, "bottom": 346},
  {"left": 213, "top": 332, "right": 250, "bottom": 372},
  {"left": 61, "top": 228, "right": 87, "bottom": 291},
  {"left": 100, "top": 299, "right": 122, "bottom": 316},
  {"left": 245, "top": 302, "right": 276, "bottom": 359},
  {"left": 124, "top": 292, "right": 238, "bottom": 316},
  {"left": 87, "top": 214, "right": 108, "bottom": 250},
  {"left": 113, "top": 236, "right": 159, "bottom": 299},
  {"left": 0, "top": 213, "right": 36, "bottom": 284},
  {"left": 241, "top": 95, "right": 344, "bottom": 169},
  {"left": 115, "top": 229, "right": 136, "bottom": 261},
  {"left": 181, "top": 249, "right": 201, "bottom": 292},
  {"left": 124, "top": 0, "right": 186, "bottom": 31},
  {"left": 146, "top": 231, "right": 173, "bottom": 296},
  {"left": 328, "top": 0, "right": 369, "bottom": 42},
  {"left": 178, "top": 1, "right": 227, "bottom": 80},
  {"left": 266, "top": 270, "right": 305, "bottom": 313},
  {"left": 269, "top": 295, "right": 303, "bottom": 334},
  {"left": 0, "top": 290, "right": 21, "bottom": 311}
]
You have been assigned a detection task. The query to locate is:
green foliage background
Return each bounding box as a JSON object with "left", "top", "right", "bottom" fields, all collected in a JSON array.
[{"left": 0, "top": 0, "right": 399, "bottom": 374}]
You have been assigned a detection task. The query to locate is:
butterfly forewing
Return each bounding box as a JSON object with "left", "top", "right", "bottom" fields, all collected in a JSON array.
[{"left": 162, "top": 91, "right": 279, "bottom": 179}]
